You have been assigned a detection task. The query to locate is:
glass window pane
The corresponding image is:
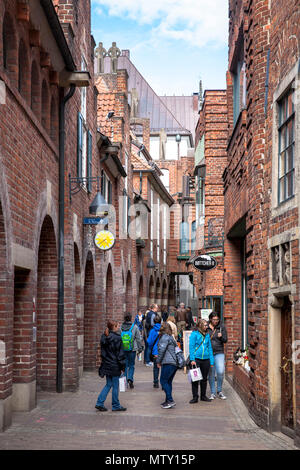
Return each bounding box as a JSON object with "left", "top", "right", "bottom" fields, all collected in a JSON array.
[
  {"left": 286, "top": 146, "right": 293, "bottom": 172},
  {"left": 279, "top": 152, "right": 285, "bottom": 178},
  {"left": 279, "top": 177, "right": 285, "bottom": 203},
  {"left": 286, "top": 171, "right": 294, "bottom": 198},
  {"left": 287, "top": 119, "right": 294, "bottom": 145},
  {"left": 288, "top": 91, "right": 294, "bottom": 117}
]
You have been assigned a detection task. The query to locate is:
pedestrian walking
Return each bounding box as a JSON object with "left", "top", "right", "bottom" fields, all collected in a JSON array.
[
  {"left": 189, "top": 319, "right": 214, "bottom": 403},
  {"left": 186, "top": 306, "right": 195, "bottom": 330},
  {"left": 134, "top": 309, "right": 145, "bottom": 362},
  {"left": 121, "top": 313, "right": 143, "bottom": 389},
  {"left": 175, "top": 302, "right": 188, "bottom": 337},
  {"left": 166, "top": 315, "right": 178, "bottom": 341},
  {"left": 208, "top": 312, "right": 228, "bottom": 400},
  {"left": 95, "top": 320, "right": 127, "bottom": 412},
  {"left": 144, "top": 304, "right": 159, "bottom": 366},
  {"left": 157, "top": 322, "right": 178, "bottom": 409},
  {"left": 146, "top": 314, "right": 162, "bottom": 388}
]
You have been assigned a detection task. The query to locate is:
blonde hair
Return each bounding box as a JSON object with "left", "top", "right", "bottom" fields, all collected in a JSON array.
[{"left": 167, "top": 316, "right": 176, "bottom": 324}]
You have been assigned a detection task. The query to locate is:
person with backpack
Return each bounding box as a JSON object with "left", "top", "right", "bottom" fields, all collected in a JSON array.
[
  {"left": 156, "top": 322, "right": 178, "bottom": 409},
  {"left": 146, "top": 315, "right": 162, "bottom": 388},
  {"left": 189, "top": 319, "right": 214, "bottom": 404},
  {"left": 95, "top": 320, "right": 126, "bottom": 412},
  {"left": 120, "top": 313, "right": 143, "bottom": 389},
  {"left": 144, "top": 304, "right": 159, "bottom": 366}
]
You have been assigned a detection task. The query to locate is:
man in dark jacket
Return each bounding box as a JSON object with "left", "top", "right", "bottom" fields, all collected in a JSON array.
[
  {"left": 121, "top": 314, "right": 143, "bottom": 388},
  {"left": 146, "top": 315, "right": 162, "bottom": 388},
  {"left": 144, "top": 304, "right": 158, "bottom": 366},
  {"left": 207, "top": 312, "right": 228, "bottom": 400}
]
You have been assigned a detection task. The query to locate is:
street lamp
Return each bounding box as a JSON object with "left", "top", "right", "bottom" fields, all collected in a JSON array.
[
  {"left": 146, "top": 257, "right": 156, "bottom": 269},
  {"left": 175, "top": 134, "right": 181, "bottom": 159}
]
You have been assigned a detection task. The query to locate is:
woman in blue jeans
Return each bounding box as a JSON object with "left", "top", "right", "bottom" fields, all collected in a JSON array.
[
  {"left": 207, "top": 312, "right": 228, "bottom": 400},
  {"left": 95, "top": 320, "right": 127, "bottom": 412},
  {"left": 157, "top": 322, "right": 178, "bottom": 409}
]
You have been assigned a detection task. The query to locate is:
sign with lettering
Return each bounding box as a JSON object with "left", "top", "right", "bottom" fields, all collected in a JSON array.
[
  {"left": 193, "top": 255, "right": 217, "bottom": 271},
  {"left": 83, "top": 217, "right": 108, "bottom": 225}
]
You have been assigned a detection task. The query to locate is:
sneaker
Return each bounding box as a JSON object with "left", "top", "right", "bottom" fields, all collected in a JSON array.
[
  {"left": 189, "top": 398, "right": 198, "bottom": 404},
  {"left": 146, "top": 362, "right": 153, "bottom": 367},
  {"left": 167, "top": 400, "right": 176, "bottom": 408},
  {"left": 112, "top": 406, "right": 127, "bottom": 411},
  {"left": 161, "top": 402, "right": 172, "bottom": 409},
  {"left": 153, "top": 383, "right": 159, "bottom": 388},
  {"left": 209, "top": 394, "right": 216, "bottom": 400},
  {"left": 128, "top": 379, "right": 134, "bottom": 389},
  {"left": 95, "top": 405, "right": 107, "bottom": 411},
  {"left": 217, "top": 392, "right": 227, "bottom": 400},
  {"left": 201, "top": 396, "right": 211, "bottom": 402}
]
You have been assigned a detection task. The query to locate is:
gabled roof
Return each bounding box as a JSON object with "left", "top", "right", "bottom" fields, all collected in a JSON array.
[{"left": 101, "top": 53, "right": 192, "bottom": 136}]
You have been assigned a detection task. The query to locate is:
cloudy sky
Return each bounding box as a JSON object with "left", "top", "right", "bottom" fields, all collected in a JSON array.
[{"left": 91, "top": 0, "right": 229, "bottom": 96}]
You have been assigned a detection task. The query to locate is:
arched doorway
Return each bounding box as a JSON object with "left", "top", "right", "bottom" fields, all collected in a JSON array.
[
  {"left": 125, "top": 271, "right": 133, "bottom": 314},
  {"left": 83, "top": 252, "right": 95, "bottom": 370},
  {"left": 155, "top": 278, "right": 161, "bottom": 309},
  {"left": 36, "top": 216, "right": 58, "bottom": 391},
  {"left": 149, "top": 275, "right": 155, "bottom": 306},
  {"left": 105, "top": 264, "right": 113, "bottom": 325},
  {"left": 161, "top": 279, "right": 168, "bottom": 317},
  {"left": 73, "top": 243, "right": 82, "bottom": 376},
  {"left": 138, "top": 276, "right": 147, "bottom": 312}
]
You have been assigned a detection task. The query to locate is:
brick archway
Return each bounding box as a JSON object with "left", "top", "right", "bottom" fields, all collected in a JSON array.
[
  {"left": 149, "top": 275, "right": 155, "bottom": 305},
  {"left": 125, "top": 271, "right": 133, "bottom": 314},
  {"left": 106, "top": 264, "right": 113, "bottom": 323},
  {"left": 73, "top": 243, "right": 82, "bottom": 375},
  {"left": 83, "top": 252, "right": 96, "bottom": 370},
  {"left": 36, "top": 215, "right": 58, "bottom": 391}
]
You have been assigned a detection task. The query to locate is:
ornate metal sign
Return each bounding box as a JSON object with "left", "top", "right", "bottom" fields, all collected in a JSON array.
[{"left": 193, "top": 255, "right": 217, "bottom": 271}]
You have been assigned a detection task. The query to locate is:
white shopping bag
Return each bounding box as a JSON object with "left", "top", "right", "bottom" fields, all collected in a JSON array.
[
  {"left": 119, "top": 375, "right": 126, "bottom": 392},
  {"left": 188, "top": 367, "right": 203, "bottom": 383}
]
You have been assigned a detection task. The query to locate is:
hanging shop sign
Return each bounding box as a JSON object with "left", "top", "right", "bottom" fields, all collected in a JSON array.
[
  {"left": 94, "top": 230, "right": 115, "bottom": 251},
  {"left": 193, "top": 255, "right": 217, "bottom": 271},
  {"left": 83, "top": 217, "right": 108, "bottom": 225}
]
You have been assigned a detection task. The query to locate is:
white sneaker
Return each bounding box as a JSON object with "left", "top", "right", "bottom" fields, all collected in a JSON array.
[
  {"left": 146, "top": 362, "right": 153, "bottom": 367},
  {"left": 209, "top": 394, "right": 216, "bottom": 400},
  {"left": 217, "top": 392, "right": 227, "bottom": 400}
]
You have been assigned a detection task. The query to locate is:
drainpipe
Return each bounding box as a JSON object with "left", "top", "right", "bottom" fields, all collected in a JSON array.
[{"left": 57, "top": 84, "right": 76, "bottom": 393}]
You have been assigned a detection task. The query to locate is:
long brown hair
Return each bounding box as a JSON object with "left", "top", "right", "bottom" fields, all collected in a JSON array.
[
  {"left": 104, "top": 320, "right": 118, "bottom": 336},
  {"left": 159, "top": 322, "right": 172, "bottom": 336}
]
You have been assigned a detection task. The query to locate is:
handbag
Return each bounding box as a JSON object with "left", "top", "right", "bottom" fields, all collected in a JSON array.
[
  {"left": 119, "top": 374, "right": 126, "bottom": 392},
  {"left": 169, "top": 343, "right": 186, "bottom": 369},
  {"left": 188, "top": 365, "right": 203, "bottom": 383},
  {"left": 185, "top": 336, "right": 205, "bottom": 369}
]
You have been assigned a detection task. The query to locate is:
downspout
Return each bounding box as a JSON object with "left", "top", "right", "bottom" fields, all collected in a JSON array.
[
  {"left": 57, "top": 84, "right": 76, "bottom": 393},
  {"left": 264, "top": 48, "right": 270, "bottom": 118}
]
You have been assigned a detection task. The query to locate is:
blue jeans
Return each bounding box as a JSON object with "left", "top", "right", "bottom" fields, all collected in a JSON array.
[
  {"left": 153, "top": 357, "right": 159, "bottom": 385},
  {"left": 144, "top": 339, "right": 150, "bottom": 363},
  {"left": 209, "top": 353, "right": 225, "bottom": 394},
  {"left": 96, "top": 375, "right": 121, "bottom": 410},
  {"left": 124, "top": 350, "right": 136, "bottom": 382},
  {"left": 160, "top": 364, "right": 177, "bottom": 402}
]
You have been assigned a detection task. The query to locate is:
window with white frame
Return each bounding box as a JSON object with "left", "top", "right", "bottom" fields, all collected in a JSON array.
[
  {"left": 77, "top": 113, "right": 92, "bottom": 191},
  {"left": 150, "top": 188, "right": 154, "bottom": 257},
  {"left": 157, "top": 198, "right": 160, "bottom": 262},
  {"left": 101, "top": 170, "right": 112, "bottom": 204},
  {"left": 163, "top": 204, "right": 167, "bottom": 265},
  {"left": 160, "top": 169, "right": 170, "bottom": 192},
  {"left": 278, "top": 86, "right": 295, "bottom": 204},
  {"left": 81, "top": 56, "right": 87, "bottom": 121}
]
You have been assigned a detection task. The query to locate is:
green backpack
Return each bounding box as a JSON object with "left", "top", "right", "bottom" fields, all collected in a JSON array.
[{"left": 121, "top": 324, "right": 134, "bottom": 351}]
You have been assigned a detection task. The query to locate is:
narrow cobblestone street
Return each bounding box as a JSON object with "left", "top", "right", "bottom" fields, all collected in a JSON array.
[{"left": 0, "top": 360, "right": 297, "bottom": 451}]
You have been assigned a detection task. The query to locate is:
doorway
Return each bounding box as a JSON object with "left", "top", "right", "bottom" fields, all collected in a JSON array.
[{"left": 280, "top": 296, "right": 294, "bottom": 435}]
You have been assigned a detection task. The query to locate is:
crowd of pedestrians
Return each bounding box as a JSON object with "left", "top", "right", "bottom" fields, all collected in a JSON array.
[{"left": 95, "top": 303, "right": 228, "bottom": 411}]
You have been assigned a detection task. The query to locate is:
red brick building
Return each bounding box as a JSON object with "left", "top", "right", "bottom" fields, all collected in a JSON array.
[
  {"left": 0, "top": 0, "right": 100, "bottom": 430},
  {"left": 224, "top": 0, "right": 300, "bottom": 446},
  {"left": 192, "top": 89, "right": 228, "bottom": 320}
]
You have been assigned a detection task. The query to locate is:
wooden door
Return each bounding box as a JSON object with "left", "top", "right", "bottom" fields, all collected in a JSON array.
[{"left": 281, "top": 297, "right": 294, "bottom": 432}]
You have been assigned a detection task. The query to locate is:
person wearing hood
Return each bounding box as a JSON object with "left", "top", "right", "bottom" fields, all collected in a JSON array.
[
  {"left": 189, "top": 319, "right": 214, "bottom": 404},
  {"left": 95, "top": 320, "right": 126, "bottom": 412},
  {"left": 121, "top": 313, "right": 143, "bottom": 389},
  {"left": 146, "top": 315, "right": 162, "bottom": 388}
]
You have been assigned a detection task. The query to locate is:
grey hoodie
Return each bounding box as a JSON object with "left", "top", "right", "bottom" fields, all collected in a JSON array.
[
  {"left": 121, "top": 322, "right": 143, "bottom": 352},
  {"left": 157, "top": 334, "right": 177, "bottom": 366}
]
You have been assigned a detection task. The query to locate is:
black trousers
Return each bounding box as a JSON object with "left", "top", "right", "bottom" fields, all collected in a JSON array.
[{"left": 191, "top": 358, "right": 211, "bottom": 399}]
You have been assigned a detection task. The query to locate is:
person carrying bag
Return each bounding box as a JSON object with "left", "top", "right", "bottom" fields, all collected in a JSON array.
[
  {"left": 146, "top": 315, "right": 161, "bottom": 388},
  {"left": 188, "top": 319, "right": 214, "bottom": 403}
]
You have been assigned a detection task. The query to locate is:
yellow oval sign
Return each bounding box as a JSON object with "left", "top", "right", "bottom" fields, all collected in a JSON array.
[{"left": 94, "top": 230, "right": 115, "bottom": 251}]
